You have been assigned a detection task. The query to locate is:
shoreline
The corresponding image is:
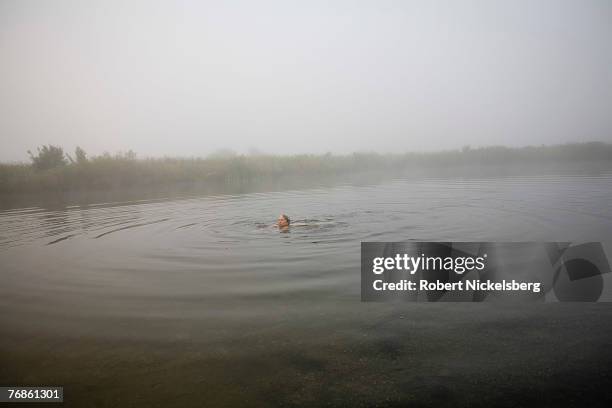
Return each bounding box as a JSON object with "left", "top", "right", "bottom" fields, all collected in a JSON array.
[
  {"left": 2, "top": 157, "right": 612, "bottom": 211},
  {"left": 1, "top": 142, "right": 611, "bottom": 196}
]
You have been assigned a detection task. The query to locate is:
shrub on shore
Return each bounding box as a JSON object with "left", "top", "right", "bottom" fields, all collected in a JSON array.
[{"left": 1, "top": 142, "right": 611, "bottom": 194}]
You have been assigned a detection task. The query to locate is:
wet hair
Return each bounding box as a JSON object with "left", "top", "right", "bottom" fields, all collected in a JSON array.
[{"left": 281, "top": 214, "right": 290, "bottom": 225}]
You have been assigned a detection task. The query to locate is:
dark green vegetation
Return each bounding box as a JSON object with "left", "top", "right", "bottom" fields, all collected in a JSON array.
[{"left": 1, "top": 142, "right": 612, "bottom": 195}]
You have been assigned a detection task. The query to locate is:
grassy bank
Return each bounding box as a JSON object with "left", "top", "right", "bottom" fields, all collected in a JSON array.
[{"left": 1, "top": 142, "right": 612, "bottom": 195}]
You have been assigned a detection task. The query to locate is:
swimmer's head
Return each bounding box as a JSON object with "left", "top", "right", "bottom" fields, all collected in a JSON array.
[{"left": 277, "top": 214, "right": 290, "bottom": 228}]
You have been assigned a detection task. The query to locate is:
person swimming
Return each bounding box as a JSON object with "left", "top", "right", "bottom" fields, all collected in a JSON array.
[
  {"left": 270, "top": 214, "right": 338, "bottom": 231},
  {"left": 277, "top": 214, "right": 290, "bottom": 229}
]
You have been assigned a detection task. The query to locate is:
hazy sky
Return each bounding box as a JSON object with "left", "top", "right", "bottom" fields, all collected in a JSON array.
[{"left": 1, "top": 0, "right": 611, "bottom": 161}]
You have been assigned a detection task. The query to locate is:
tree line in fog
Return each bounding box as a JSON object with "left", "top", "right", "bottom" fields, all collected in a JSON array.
[{"left": 1, "top": 142, "right": 611, "bottom": 194}]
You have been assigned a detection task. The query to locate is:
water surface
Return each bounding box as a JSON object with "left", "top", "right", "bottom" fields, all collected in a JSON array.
[{"left": 1, "top": 174, "right": 612, "bottom": 406}]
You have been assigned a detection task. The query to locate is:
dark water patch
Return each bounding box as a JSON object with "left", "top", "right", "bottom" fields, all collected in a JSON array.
[
  {"left": 285, "top": 352, "right": 327, "bottom": 373},
  {"left": 373, "top": 338, "right": 405, "bottom": 361},
  {"left": 175, "top": 222, "right": 198, "bottom": 230},
  {"left": 46, "top": 233, "right": 79, "bottom": 245}
]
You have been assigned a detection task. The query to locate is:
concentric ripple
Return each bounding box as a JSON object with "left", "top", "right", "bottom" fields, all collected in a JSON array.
[{"left": 1, "top": 174, "right": 612, "bottom": 329}]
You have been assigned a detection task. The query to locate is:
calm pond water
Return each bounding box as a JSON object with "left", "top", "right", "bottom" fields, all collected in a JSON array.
[{"left": 2, "top": 174, "right": 612, "bottom": 407}]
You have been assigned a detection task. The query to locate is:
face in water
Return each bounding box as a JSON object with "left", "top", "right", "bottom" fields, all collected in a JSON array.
[{"left": 277, "top": 214, "right": 290, "bottom": 229}]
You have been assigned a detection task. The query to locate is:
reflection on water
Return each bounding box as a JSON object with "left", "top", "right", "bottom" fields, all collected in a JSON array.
[
  {"left": 2, "top": 174, "right": 612, "bottom": 406},
  {"left": 3, "top": 174, "right": 612, "bottom": 248},
  {"left": 2, "top": 174, "right": 612, "bottom": 324}
]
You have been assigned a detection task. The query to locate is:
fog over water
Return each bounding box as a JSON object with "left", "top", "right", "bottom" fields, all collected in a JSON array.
[{"left": 1, "top": 0, "right": 612, "bottom": 161}]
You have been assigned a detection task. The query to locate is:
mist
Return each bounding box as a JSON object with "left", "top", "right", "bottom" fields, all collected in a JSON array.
[
  {"left": 1, "top": 0, "right": 611, "bottom": 161},
  {"left": 4, "top": 2, "right": 612, "bottom": 406}
]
